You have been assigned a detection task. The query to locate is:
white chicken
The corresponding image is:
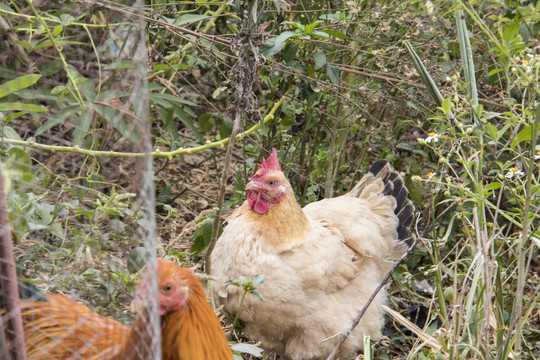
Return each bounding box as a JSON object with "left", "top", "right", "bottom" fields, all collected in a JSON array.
[{"left": 211, "top": 149, "right": 415, "bottom": 359}]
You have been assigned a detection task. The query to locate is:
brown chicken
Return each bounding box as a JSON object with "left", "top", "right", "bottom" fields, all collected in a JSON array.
[
  {"left": 12, "top": 259, "right": 232, "bottom": 360},
  {"left": 211, "top": 149, "right": 415, "bottom": 359}
]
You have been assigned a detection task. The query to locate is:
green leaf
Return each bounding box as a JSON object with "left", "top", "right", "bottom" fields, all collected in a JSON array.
[
  {"left": 149, "top": 93, "right": 173, "bottom": 108},
  {"left": 326, "top": 64, "right": 340, "bottom": 85},
  {"left": 487, "top": 68, "right": 503, "bottom": 77},
  {"left": 511, "top": 123, "right": 539, "bottom": 148},
  {"left": 157, "top": 186, "right": 172, "bottom": 204},
  {"left": 37, "top": 60, "right": 64, "bottom": 77},
  {"left": 158, "top": 106, "right": 179, "bottom": 141},
  {"left": 36, "top": 106, "right": 79, "bottom": 135},
  {"left": 261, "top": 31, "right": 296, "bottom": 58},
  {"left": 224, "top": 280, "right": 242, "bottom": 288},
  {"left": 59, "top": 14, "right": 75, "bottom": 25},
  {"left": 485, "top": 123, "right": 499, "bottom": 140},
  {"left": 0, "top": 102, "right": 47, "bottom": 112},
  {"left": 404, "top": 40, "right": 445, "bottom": 107},
  {"left": 324, "top": 29, "right": 348, "bottom": 40},
  {"left": 282, "top": 21, "right": 304, "bottom": 31},
  {"left": 220, "top": 118, "right": 233, "bottom": 139},
  {"left": 485, "top": 182, "right": 502, "bottom": 192},
  {"left": 440, "top": 98, "right": 452, "bottom": 116},
  {"left": 191, "top": 220, "right": 217, "bottom": 255},
  {"left": 0, "top": 125, "right": 22, "bottom": 141},
  {"left": 174, "top": 106, "right": 204, "bottom": 143},
  {"left": 0, "top": 74, "right": 41, "bottom": 99},
  {"left": 198, "top": 113, "right": 215, "bottom": 133},
  {"left": 305, "top": 21, "right": 323, "bottom": 35},
  {"left": 502, "top": 21, "right": 521, "bottom": 42},
  {"left": 53, "top": 25, "right": 63, "bottom": 36},
  {"left": 103, "top": 60, "right": 134, "bottom": 70},
  {"left": 315, "top": 51, "right": 326, "bottom": 69},
  {"left": 95, "top": 104, "right": 138, "bottom": 143},
  {"left": 310, "top": 30, "right": 330, "bottom": 39},
  {"left": 212, "top": 86, "right": 227, "bottom": 99},
  {"left": 72, "top": 107, "right": 94, "bottom": 145},
  {"left": 3, "top": 111, "right": 27, "bottom": 123},
  {"left": 174, "top": 14, "right": 208, "bottom": 26},
  {"left": 407, "top": 185, "right": 423, "bottom": 205},
  {"left": 283, "top": 42, "right": 299, "bottom": 63},
  {"left": 8, "top": 147, "right": 32, "bottom": 182}
]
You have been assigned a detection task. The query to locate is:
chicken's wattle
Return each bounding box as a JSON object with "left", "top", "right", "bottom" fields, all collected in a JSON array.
[{"left": 248, "top": 190, "right": 270, "bottom": 214}]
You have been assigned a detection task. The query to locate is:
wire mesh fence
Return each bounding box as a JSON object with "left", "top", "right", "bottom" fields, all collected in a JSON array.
[{"left": 1, "top": 1, "right": 162, "bottom": 358}]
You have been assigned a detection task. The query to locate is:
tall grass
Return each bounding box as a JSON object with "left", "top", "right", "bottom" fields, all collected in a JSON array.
[{"left": 401, "top": 1, "right": 539, "bottom": 359}]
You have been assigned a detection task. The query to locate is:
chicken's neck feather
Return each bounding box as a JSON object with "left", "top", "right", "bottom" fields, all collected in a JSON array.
[
  {"left": 161, "top": 277, "right": 231, "bottom": 360},
  {"left": 116, "top": 308, "right": 156, "bottom": 360},
  {"left": 238, "top": 183, "right": 312, "bottom": 253}
]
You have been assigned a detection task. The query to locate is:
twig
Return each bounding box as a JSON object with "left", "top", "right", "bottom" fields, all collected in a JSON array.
[
  {"left": 326, "top": 203, "right": 457, "bottom": 360},
  {"left": 204, "top": 112, "right": 243, "bottom": 276},
  {"left": 495, "top": 282, "right": 540, "bottom": 360},
  {"left": 0, "top": 97, "right": 285, "bottom": 158},
  {"left": 0, "top": 162, "right": 27, "bottom": 360},
  {"left": 27, "top": 0, "right": 85, "bottom": 110},
  {"left": 205, "top": 0, "right": 266, "bottom": 274},
  {"left": 86, "top": 0, "right": 231, "bottom": 47},
  {"left": 382, "top": 305, "right": 442, "bottom": 350}
]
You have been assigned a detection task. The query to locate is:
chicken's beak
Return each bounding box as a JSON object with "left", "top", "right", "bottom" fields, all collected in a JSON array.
[{"left": 245, "top": 180, "right": 259, "bottom": 191}]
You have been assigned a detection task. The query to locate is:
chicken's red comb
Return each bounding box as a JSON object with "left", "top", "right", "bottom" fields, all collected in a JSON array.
[{"left": 253, "top": 148, "right": 281, "bottom": 178}]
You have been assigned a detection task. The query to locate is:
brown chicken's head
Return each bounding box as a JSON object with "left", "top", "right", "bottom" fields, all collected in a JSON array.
[
  {"left": 246, "top": 148, "right": 288, "bottom": 214},
  {"left": 131, "top": 258, "right": 191, "bottom": 316}
]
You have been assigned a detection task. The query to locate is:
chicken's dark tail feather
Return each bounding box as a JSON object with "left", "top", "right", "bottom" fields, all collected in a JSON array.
[
  {"left": 0, "top": 279, "right": 48, "bottom": 308},
  {"left": 369, "top": 160, "right": 416, "bottom": 247}
]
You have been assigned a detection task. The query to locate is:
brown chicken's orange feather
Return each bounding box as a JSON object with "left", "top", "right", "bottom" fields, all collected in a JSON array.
[{"left": 10, "top": 260, "right": 232, "bottom": 360}]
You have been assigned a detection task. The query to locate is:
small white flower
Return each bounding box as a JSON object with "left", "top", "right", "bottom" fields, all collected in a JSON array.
[
  {"left": 425, "top": 132, "right": 440, "bottom": 143},
  {"left": 427, "top": 172, "right": 436, "bottom": 180},
  {"left": 535, "top": 151, "right": 540, "bottom": 160},
  {"left": 518, "top": 53, "right": 536, "bottom": 70},
  {"left": 505, "top": 167, "right": 525, "bottom": 179}
]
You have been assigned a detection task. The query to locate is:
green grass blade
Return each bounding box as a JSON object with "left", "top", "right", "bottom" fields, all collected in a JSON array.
[
  {"left": 403, "top": 40, "right": 446, "bottom": 108},
  {"left": 454, "top": 1, "right": 479, "bottom": 110}
]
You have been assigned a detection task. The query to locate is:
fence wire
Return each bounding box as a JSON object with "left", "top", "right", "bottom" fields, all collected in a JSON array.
[{"left": 1, "top": 1, "right": 161, "bottom": 358}]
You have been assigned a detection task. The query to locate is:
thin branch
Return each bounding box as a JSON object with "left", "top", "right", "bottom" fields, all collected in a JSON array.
[
  {"left": 204, "top": 1, "right": 271, "bottom": 275},
  {"left": 86, "top": 0, "right": 232, "bottom": 47},
  {"left": 204, "top": 112, "right": 243, "bottom": 275},
  {"left": 0, "top": 96, "right": 285, "bottom": 158}
]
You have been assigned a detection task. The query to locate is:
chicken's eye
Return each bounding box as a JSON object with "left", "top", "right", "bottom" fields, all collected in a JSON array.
[
  {"left": 162, "top": 284, "right": 173, "bottom": 294},
  {"left": 269, "top": 181, "right": 276, "bottom": 186}
]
